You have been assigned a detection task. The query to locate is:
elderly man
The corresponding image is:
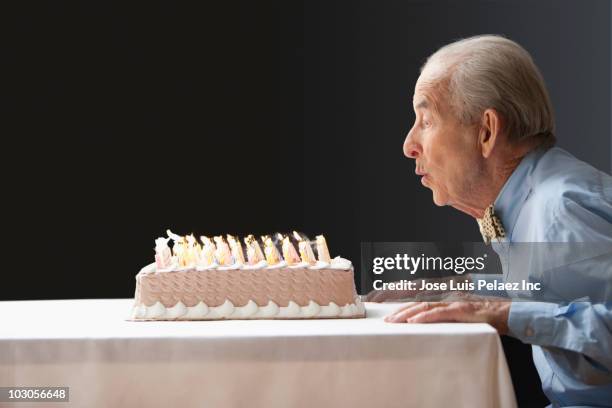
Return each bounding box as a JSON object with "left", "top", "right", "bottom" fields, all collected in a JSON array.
[{"left": 378, "top": 35, "right": 612, "bottom": 406}]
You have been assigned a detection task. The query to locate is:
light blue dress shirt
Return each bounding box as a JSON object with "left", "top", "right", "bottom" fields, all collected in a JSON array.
[{"left": 492, "top": 147, "right": 612, "bottom": 407}]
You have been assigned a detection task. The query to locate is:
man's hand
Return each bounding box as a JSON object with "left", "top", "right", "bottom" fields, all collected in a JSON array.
[{"left": 383, "top": 293, "right": 511, "bottom": 334}]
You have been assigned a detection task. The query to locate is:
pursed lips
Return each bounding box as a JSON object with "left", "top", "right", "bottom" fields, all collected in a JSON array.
[{"left": 415, "top": 164, "right": 430, "bottom": 186}]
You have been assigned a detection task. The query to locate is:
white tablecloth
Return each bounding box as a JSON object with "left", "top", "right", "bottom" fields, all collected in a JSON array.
[{"left": 0, "top": 299, "right": 516, "bottom": 408}]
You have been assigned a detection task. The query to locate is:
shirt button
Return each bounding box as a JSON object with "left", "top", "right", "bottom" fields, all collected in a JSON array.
[{"left": 525, "top": 326, "right": 534, "bottom": 337}]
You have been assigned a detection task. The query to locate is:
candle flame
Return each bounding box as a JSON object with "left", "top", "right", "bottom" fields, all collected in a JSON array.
[
  {"left": 158, "top": 230, "right": 326, "bottom": 267},
  {"left": 166, "top": 229, "right": 183, "bottom": 243}
]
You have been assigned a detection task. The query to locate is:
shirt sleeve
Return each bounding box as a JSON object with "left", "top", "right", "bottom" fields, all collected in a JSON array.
[
  {"left": 508, "top": 301, "right": 612, "bottom": 380},
  {"left": 506, "top": 189, "right": 612, "bottom": 380}
]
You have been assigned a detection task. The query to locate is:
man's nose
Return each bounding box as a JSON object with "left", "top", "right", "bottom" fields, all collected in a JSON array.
[{"left": 403, "top": 129, "right": 421, "bottom": 159}]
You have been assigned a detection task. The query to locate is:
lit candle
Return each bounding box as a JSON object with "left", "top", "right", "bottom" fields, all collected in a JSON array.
[
  {"left": 213, "top": 236, "right": 233, "bottom": 266},
  {"left": 263, "top": 235, "right": 281, "bottom": 265},
  {"left": 174, "top": 239, "right": 188, "bottom": 266},
  {"left": 167, "top": 229, "right": 182, "bottom": 242},
  {"left": 199, "top": 236, "right": 216, "bottom": 266},
  {"left": 154, "top": 237, "right": 172, "bottom": 268},
  {"left": 293, "top": 231, "right": 316, "bottom": 264},
  {"left": 316, "top": 235, "right": 331, "bottom": 263},
  {"left": 185, "top": 234, "right": 201, "bottom": 266},
  {"left": 244, "top": 235, "right": 265, "bottom": 264},
  {"left": 167, "top": 229, "right": 188, "bottom": 266},
  {"left": 227, "top": 234, "right": 245, "bottom": 264},
  {"left": 281, "top": 235, "right": 300, "bottom": 265}
]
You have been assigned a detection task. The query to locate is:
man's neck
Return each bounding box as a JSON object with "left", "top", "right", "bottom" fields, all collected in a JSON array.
[{"left": 453, "top": 143, "right": 535, "bottom": 219}]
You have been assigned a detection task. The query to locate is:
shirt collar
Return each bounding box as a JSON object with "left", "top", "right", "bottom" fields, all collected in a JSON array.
[{"left": 493, "top": 147, "right": 547, "bottom": 239}]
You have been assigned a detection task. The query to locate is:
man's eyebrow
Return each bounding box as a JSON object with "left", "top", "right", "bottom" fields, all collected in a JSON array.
[{"left": 414, "top": 99, "right": 429, "bottom": 110}]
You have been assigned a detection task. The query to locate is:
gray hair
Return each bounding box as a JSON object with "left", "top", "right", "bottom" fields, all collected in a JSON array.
[{"left": 422, "top": 35, "right": 555, "bottom": 146}]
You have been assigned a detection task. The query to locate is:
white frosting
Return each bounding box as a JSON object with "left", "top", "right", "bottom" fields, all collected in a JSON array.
[
  {"left": 289, "top": 261, "right": 310, "bottom": 268},
  {"left": 318, "top": 302, "right": 341, "bottom": 317},
  {"left": 276, "top": 301, "right": 301, "bottom": 318},
  {"left": 182, "top": 301, "right": 209, "bottom": 319},
  {"left": 206, "top": 299, "right": 235, "bottom": 319},
  {"left": 242, "top": 260, "right": 268, "bottom": 270},
  {"left": 145, "top": 256, "right": 352, "bottom": 273},
  {"left": 301, "top": 300, "right": 321, "bottom": 317},
  {"left": 134, "top": 303, "right": 147, "bottom": 318},
  {"left": 144, "top": 301, "right": 166, "bottom": 319},
  {"left": 253, "top": 301, "right": 280, "bottom": 318},
  {"left": 231, "top": 299, "right": 258, "bottom": 318},
  {"left": 310, "top": 260, "right": 330, "bottom": 270},
  {"left": 218, "top": 262, "right": 243, "bottom": 271},
  {"left": 165, "top": 301, "right": 187, "bottom": 319},
  {"left": 140, "top": 263, "right": 157, "bottom": 274},
  {"left": 330, "top": 256, "right": 352, "bottom": 270},
  {"left": 131, "top": 297, "right": 364, "bottom": 320},
  {"left": 196, "top": 261, "right": 219, "bottom": 271},
  {"left": 266, "top": 260, "right": 287, "bottom": 269},
  {"left": 155, "top": 260, "right": 180, "bottom": 273},
  {"left": 340, "top": 303, "right": 357, "bottom": 317}
]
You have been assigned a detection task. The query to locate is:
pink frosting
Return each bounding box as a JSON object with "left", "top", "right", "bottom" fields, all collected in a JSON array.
[{"left": 134, "top": 265, "right": 358, "bottom": 308}]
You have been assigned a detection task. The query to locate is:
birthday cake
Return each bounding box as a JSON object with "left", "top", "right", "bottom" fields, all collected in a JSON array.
[{"left": 131, "top": 231, "right": 365, "bottom": 320}]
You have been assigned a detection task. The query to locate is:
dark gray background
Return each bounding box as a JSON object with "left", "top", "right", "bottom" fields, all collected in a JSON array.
[
  {"left": 303, "top": 0, "right": 611, "bottom": 255},
  {"left": 6, "top": 1, "right": 611, "bottom": 407}
]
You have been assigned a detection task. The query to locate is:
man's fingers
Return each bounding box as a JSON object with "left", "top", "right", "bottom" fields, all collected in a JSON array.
[
  {"left": 385, "top": 301, "right": 445, "bottom": 323},
  {"left": 407, "top": 305, "right": 461, "bottom": 323},
  {"left": 384, "top": 300, "right": 510, "bottom": 332},
  {"left": 390, "top": 302, "right": 418, "bottom": 315}
]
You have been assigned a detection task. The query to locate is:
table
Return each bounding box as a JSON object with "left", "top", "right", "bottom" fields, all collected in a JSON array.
[{"left": 0, "top": 299, "right": 516, "bottom": 408}]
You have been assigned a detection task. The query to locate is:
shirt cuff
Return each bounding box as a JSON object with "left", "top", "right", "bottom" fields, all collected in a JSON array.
[{"left": 508, "top": 301, "right": 559, "bottom": 344}]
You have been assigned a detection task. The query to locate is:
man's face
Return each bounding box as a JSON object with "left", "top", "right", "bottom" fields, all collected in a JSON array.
[{"left": 403, "top": 74, "right": 482, "bottom": 208}]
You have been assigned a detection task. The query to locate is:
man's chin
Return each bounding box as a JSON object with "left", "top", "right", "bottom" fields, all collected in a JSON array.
[
  {"left": 432, "top": 198, "right": 446, "bottom": 206},
  {"left": 430, "top": 189, "right": 448, "bottom": 206},
  {"left": 423, "top": 179, "right": 445, "bottom": 205}
]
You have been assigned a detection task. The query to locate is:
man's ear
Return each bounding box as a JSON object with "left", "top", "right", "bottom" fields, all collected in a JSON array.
[{"left": 478, "top": 109, "right": 502, "bottom": 158}]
